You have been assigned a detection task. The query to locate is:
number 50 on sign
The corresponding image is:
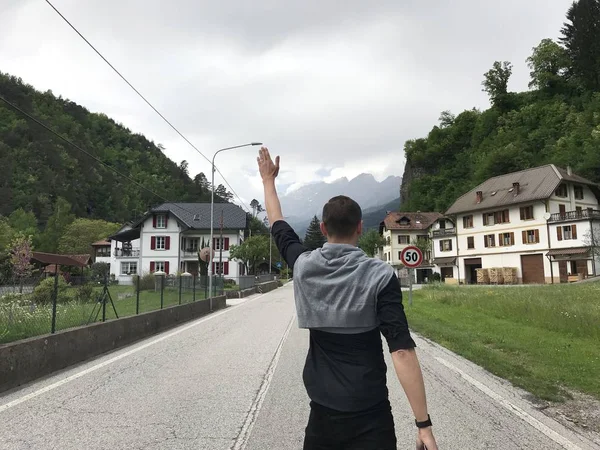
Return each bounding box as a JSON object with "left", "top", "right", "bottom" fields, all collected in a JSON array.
[{"left": 400, "top": 246, "right": 423, "bottom": 268}]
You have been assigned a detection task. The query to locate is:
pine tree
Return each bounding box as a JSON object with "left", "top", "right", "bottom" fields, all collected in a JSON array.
[
  {"left": 304, "top": 216, "right": 326, "bottom": 250},
  {"left": 560, "top": 0, "right": 600, "bottom": 91}
]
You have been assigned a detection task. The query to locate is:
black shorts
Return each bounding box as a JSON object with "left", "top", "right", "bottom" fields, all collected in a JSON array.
[{"left": 303, "top": 400, "right": 397, "bottom": 450}]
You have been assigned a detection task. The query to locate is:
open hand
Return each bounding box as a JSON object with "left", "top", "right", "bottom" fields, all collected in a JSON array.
[
  {"left": 417, "top": 427, "right": 438, "bottom": 450},
  {"left": 257, "top": 147, "right": 280, "bottom": 182}
]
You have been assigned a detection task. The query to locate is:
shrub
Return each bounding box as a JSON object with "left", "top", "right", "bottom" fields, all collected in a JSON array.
[
  {"left": 31, "top": 276, "right": 69, "bottom": 304},
  {"left": 429, "top": 273, "right": 442, "bottom": 282},
  {"left": 133, "top": 273, "right": 156, "bottom": 291},
  {"left": 75, "top": 283, "right": 95, "bottom": 302},
  {"left": 90, "top": 262, "right": 110, "bottom": 281}
]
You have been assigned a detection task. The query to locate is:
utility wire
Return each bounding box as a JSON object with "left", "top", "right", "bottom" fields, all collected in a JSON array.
[
  {"left": 44, "top": 0, "right": 252, "bottom": 213},
  {"left": 0, "top": 94, "right": 222, "bottom": 222}
]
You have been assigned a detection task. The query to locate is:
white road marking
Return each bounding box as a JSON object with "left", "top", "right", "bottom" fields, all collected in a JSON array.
[
  {"left": 231, "top": 314, "right": 296, "bottom": 450},
  {"left": 0, "top": 292, "right": 271, "bottom": 414},
  {"left": 435, "top": 357, "right": 583, "bottom": 450}
]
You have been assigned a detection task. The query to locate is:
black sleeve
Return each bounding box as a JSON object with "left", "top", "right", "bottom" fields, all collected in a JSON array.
[
  {"left": 271, "top": 220, "right": 309, "bottom": 269},
  {"left": 377, "top": 274, "right": 416, "bottom": 352}
]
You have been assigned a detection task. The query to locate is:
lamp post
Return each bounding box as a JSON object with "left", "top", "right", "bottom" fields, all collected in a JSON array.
[{"left": 208, "top": 142, "right": 263, "bottom": 310}]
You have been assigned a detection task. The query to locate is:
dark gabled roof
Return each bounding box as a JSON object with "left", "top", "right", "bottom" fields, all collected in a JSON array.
[
  {"left": 445, "top": 165, "right": 600, "bottom": 215},
  {"left": 109, "top": 227, "right": 141, "bottom": 242},
  {"left": 145, "top": 203, "right": 247, "bottom": 230},
  {"left": 32, "top": 252, "right": 92, "bottom": 268},
  {"left": 380, "top": 212, "right": 443, "bottom": 233}
]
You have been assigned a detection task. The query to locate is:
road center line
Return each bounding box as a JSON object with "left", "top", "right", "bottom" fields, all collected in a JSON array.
[
  {"left": 0, "top": 292, "right": 272, "bottom": 414},
  {"left": 435, "top": 357, "right": 583, "bottom": 450},
  {"left": 231, "top": 314, "right": 296, "bottom": 450}
]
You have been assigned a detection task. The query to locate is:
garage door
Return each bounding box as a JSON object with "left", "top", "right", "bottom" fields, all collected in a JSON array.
[{"left": 521, "top": 254, "right": 545, "bottom": 284}]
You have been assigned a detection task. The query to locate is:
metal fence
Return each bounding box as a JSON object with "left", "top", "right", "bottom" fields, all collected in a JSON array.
[{"left": 0, "top": 273, "right": 234, "bottom": 345}]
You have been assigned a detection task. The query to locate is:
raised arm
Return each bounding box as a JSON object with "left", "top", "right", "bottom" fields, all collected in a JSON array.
[
  {"left": 257, "top": 147, "right": 308, "bottom": 269},
  {"left": 378, "top": 274, "right": 438, "bottom": 450}
]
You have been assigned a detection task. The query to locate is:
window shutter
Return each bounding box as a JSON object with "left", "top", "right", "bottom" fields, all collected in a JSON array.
[
  {"left": 151, "top": 236, "right": 156, "bottom": 250},
  {"left": 152, "top": 215, "right": 157, "bottom": 228},
  {"left": 212, "top": 262, "right": 216, "bottom": 273},
  {"left": 449, "top": 240, "right": 453, "bottom": 251},
  {"left": 166, "top": 236, "right": 171, "bottom": 250},
  {"left": 213, "top": 238, "right": 216, "bottom": 249},
  {"left": 572, "top": 224, "right": 577, "bottom": 239},
  {"left": 522, "top": 230, "right": 527, "bottom": 244},
  {"left": 150, "top": 262, "right": 155, "bottom": 272},
  {"left": 498, "top": 234, "right": 503, "bottom": 247},
  {"left": 505, "top": 210, "right": 510, "bottom": 222},
  {"left": 224, "top": 261, "right": 229, "bottom": 275},
  {"left": 398, "top": 251, "right": 401, "bottom": 260},
  {"left": 165, "top": 214, "right": 168, "bottom": 228},
  {"left": 439, "top": 241, "right": 443, "bottom": 251},
  {"left": 483, "top": 214, "right": 488, "bottom": 226},
  {"left": 534, "top": 229, "right": 539, "bottom": 243},
  {"left": 557, "top": 227, "right": 563, "bottom": 241},
  {"left": 510, "top": 232, "right": 515, "bottom": 245},
  {"left": 225, "top": 238, "right": 230, "bottom": 250},
  {"left": 165, "top": 261, "right": 170, "bottom": 274},
  {"left": 484, "top": 236, "right": 488, "bottom": 248},
  {"left": 520, "top": 208, "right": 524, "bottom": 220}
]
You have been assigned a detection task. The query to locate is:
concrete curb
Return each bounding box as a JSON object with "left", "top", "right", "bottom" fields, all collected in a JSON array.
[{"left": 0, "top": 296, "right": 226, "bottom": 395}]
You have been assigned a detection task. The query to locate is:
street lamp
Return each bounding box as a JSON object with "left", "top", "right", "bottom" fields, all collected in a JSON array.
[{"left": 208, "top": 142, "right": 263, "bottom": 310}]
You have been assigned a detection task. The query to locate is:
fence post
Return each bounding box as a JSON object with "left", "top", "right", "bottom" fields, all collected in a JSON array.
[
  {"left": 136, "top": 274, "right": 140, "bottom": 315},
  {"left": 51, "top": 272, "right": 58, "bottom": 334},
  {"left": 102, "top": 272, "right": 107, "bottom": 322},
  {"left": 193, "top": 275, "right": 196, "bottom": 302},
  {"left": 178, "top": 274, "right": 182, "bottom": 305},
  {"left": 160, "top": 275, "right": 164, "bottom": 309}
]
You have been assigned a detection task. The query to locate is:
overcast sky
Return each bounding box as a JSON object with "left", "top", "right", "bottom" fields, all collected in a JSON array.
[{"left": 1, "top": 0, "right": 574, "bottom": 210}]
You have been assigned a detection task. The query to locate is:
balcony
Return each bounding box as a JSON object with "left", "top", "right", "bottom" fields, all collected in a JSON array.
[
  {"left": 432, "top": 228, "right": 457, "bottom": 238},
  {"left": 548, "top": 209, "right": 600, "bottom": 223},
  {"left": 114, "top": 248, "right": 140, "bottom": 258},
  {"left": 182, "top": 249, "right": 199, "bottom": 258}
]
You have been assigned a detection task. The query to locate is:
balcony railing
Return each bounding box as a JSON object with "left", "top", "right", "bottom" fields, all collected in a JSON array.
[
  {"left": 114, "top": 248, "right": 140, "bottom": 258},
  {"left": 182, "top": 249, "right": 199, "bottom": 258},
  {"left": 432, "top": 228, "right": 457, "bottom": 237},
  {"left": 548, "top": 209, "right": 600, "bottom": 223}
]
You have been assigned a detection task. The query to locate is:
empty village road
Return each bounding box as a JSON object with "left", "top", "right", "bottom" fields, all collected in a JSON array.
[{"left": 0, "top": 283, "right": 598, "bottom": 450}]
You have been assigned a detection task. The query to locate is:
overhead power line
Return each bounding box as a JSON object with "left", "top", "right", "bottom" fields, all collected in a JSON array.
[
  {"left": 0, "top": 94, "right": 224, "bottom": 221},
  {"left": 44, "top": 0, "right": 252, "bottom": 213}
]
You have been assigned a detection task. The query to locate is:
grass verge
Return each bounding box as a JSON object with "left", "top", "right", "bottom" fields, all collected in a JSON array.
[{"left": 405, "top": 283, "right": 600, "bottom": 402}]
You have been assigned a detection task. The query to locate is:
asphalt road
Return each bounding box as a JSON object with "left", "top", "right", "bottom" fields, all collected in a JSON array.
[{"left": 0, "top": 283, "right": 598, "bottom": 450}]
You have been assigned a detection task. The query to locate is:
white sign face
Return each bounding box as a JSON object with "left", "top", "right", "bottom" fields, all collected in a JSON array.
[{"left": 400, "top": 246, "right": 423, "bottom": 268}]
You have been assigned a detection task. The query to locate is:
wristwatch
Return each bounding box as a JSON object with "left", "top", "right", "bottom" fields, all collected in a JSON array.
[{"left": 415, "top": 415, "right": 432, "bottom": 428}]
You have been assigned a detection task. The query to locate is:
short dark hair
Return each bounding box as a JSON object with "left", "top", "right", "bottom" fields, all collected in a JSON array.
[{"left": 322, "top": 196, "right": 362, "bottom": 238}]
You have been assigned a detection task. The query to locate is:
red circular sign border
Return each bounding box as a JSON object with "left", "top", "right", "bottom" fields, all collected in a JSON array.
[{"left": 400, "top": 246, "right": 424, "bottom": 268}]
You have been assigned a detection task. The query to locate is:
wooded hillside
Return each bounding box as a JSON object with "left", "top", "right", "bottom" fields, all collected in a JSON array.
[{"left": 400, "top": 0, "right": 600, "bottom": 213}]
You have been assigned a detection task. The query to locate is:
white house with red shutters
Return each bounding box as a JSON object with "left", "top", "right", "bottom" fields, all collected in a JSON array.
[{"left": 107, "top": 202, "right": 247, "bottom": 284}]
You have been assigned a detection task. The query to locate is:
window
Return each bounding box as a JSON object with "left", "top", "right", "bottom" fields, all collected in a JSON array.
[
  {"left": 439, "top": 219, "right": 446, "bottom": 229},
  {"left": 156, "top": 214, "right": 166, "bottom": 228},
  {"left": 439, "top": 239, "right": 452, "bottom": 252},
  {"left": 96, "top": 247, "right": 110, "bottom": 257},
  {"left": 574, "top": 185, "right": 584, "bottom": 200},
  {"left": 555, "top": 184, "right": 568, "bottom": 198},
  {"left": 520, "top": 206, "right": 534, "bottom": 220},
  {"left": 522, "top": 229, "right": 540, "bottom": 244},
  {"left": 183, "top": 238, "right": 199, "bottom": 251},
  {"left": 557, "top": 224, "right": 577, "bottom": 241},
  {"left": 484, "top": 234, "right": 496, "bottom": 248},
  {"left": 121, "top": 262, "right": 137, "bottom": 275},
  {"left": 463, "top": 215, "right": 474, "bottom": 229},
  {"left": 212, "top": 261, "right": 230, "bottom": 275},
  {"left": 483, "top": 209, "right": 509, "bottom": 226},
  {"left": 498, "top": 232, "right": 515, "bottom": 247},
  {"left": 576, "top": 206, "right": 582, "bottom": 214},
  {"left": 156, "top": 236, "right": 166, "bottom": 250},
  {"left": 155, "top": 261, "right": 165, "bottom": 273},
  {"left": 467, "top": 236, "right": 475, "bottom": 249},
  {"left": 398, "top": 235, "right": 410, "bottom": 245},
  {"left": 213, "top": 237, "right": 230, "bottom": 250}
]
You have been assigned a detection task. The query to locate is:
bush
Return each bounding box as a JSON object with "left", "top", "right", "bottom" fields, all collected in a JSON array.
[
  {"left": 75, "top": 283, "right": 95, "bottom": 302},
  {"left": 223, "top": 278, "right": 237, "bottom": 287},
  {"left": 429, "top": 273, "right": 442, "bottom": 282},
  {"left": 90, "top": 262, "right": 110, "bottom": 281},
  {"left": 31, "top": 276, "right": 69, "bottom": 304},
  {"left": 133, "top": 273, "right": 156, "bottom": 291}
]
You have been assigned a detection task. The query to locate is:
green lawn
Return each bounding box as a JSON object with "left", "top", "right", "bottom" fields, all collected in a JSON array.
[
  {"left": 0, "top": 284, "right": 211, "bottom": 344},
  {"left": 405, "top": 283, "right": 600, "bottom": 402}
]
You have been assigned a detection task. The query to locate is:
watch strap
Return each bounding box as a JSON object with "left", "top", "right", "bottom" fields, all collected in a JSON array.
[{"left": 415, "top": 414, "right": 432, "bottom": 428}]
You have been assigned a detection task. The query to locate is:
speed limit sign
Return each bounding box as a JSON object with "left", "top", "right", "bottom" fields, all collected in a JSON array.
[{"left": 400, "top": 246, "right": 423, "bottom": 268}]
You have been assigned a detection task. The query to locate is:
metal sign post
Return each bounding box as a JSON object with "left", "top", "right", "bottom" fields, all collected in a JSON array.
[{"left": 400, "top": 246, "right": 424, "bottom": 307}]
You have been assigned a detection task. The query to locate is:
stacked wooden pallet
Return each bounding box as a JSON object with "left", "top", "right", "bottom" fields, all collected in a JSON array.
[
  {"left": 502, "top": 267, "right": 518, "bottom": 285},
  {"left": 476, "top": 268, "right": 489, "bottom": 284},
  {"left": 489, "top": 268, "right": 504, "bottom": 285}
]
